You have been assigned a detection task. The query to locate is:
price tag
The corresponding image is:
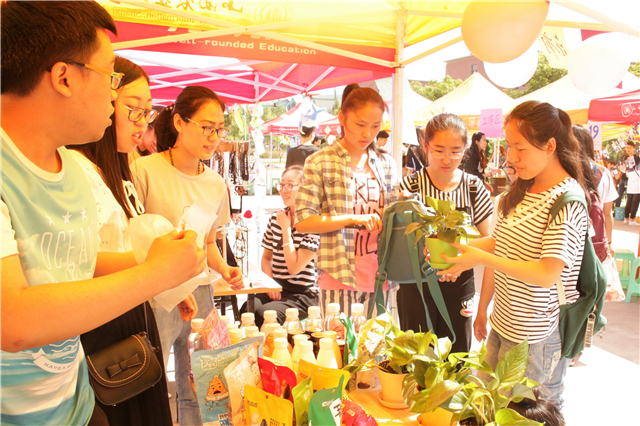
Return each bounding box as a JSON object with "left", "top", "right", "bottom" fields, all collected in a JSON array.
[{"left": 589, "top": 122, "right": 602, "bottom": 151}]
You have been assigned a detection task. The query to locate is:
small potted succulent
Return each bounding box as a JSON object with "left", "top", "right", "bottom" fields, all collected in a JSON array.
[{"left": 405, "top": 196, "right": 481, "bottom": 269}]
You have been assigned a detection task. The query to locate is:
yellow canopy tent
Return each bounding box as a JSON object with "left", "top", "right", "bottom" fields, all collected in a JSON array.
[{"left": 99, "top": 0, "right": 639, "bottom": 171}]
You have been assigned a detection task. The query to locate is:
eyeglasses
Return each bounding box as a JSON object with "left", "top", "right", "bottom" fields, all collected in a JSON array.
[
  {"left": 122, "top": 105, "right": 158, "bottom": 123},
  {"left": 275, "top": 183, "right": 299, "bottom": 193},
  {"left": 429, "top": 149, "right": 465, "bottom": 160},
  {"left": 46, "top": 61, "right": 124, "bottom": 90},
  {"left": 186, "top": 118, "right": 229, "bottom": 138}
]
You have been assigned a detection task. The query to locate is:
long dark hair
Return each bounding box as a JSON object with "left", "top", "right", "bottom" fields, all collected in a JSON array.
[
  {"left": 340, "top": 84, "right": 388, "bottom": 156},
  {"left": 499, "top": 101, "right": 589, "bottom": 217},
  {"left": 470, "top": 132, "right": 488, "bottom": 169},
  {"left": 68, "top": 56, "right": 148, "bottom": 219},
  {"left": 572, "top": 125, "right": 599, "bottom": 195},
  {"left": 155, "top": 86, "right": 226, "bottom": 152}
]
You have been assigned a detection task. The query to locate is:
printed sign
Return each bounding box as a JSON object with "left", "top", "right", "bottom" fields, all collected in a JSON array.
[
  {"left": 479, "top": 108, "right": 504, "bottom": 137},
  {"left": 588, "top": 121, "right": 603, "bottom": 151},
  {"left": 538, "top": 27, "right": 570, "bottom": 69}
]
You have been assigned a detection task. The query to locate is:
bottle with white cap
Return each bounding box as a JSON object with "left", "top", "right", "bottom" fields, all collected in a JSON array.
[
  {"left": 229, "top": 328, "right": 243, "bottom": 345},
  {"left": 240, "top": 312, "right": 255, "bottom": 338},
  {"left": 349, "top": 303, "right": 367, "bottom": 334},
  {"left": 305, "top": 306, "right": 323, "bottom": 334},
  {"left": 219, "top": 315, "right": 231, "bottom": 326},
  {"left": 282, "top": 308, "right": 305, "bottom": 347},
  {"left": 271, "top": 337, "right": 293, "bottom": 370},
  {"left": 244, "top": 325, "right": 259, "bottom": 339},
  {"left": 323, "top": 330, "right": 343, "bottom": 369},
  {"left": 188, "top": 319, "right": 206, "bottom": 386},
  {"left": 324, "top": 303, "right": 344, "bottom": 340},
  {"left": 291, "top": 334, "right": 310, "bottom": 372},
  {"left": 273, "top": 328, "right": 292, "bottom": 353},
  {"left": 261, "top": 310, "right": 279, "bottom": 332},
  {"left": 316, "top": 337, "right": 338, "bottom": 369},
  {"left": 298, "top": 340, "right": 317, "bottom": 367},
  {"left": 263, "top": 323, "right": 281, "bottom": 357}
]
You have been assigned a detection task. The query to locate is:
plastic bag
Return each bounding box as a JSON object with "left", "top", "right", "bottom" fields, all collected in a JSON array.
[
  {"left": 244, "top": 385, "right": 293, "bottom": 426},
  {"left": 603, "top": 255, "right": 625, "bottom": 302},
  {"left": 258, "top": 358, "right": 297, "bottom": 403},
  {"left": 224, "top": 342, "right": 262, "bottom": 426},
  {"left": 308, "top": 376, "right": 343, "bottom": 426},
  {"left": 128, "top": 214, "right": 174, "bottom": 264},
  {"left": 296, "top": 360, "right": 349, "bottom": 391},
  {"left": 203, "top": 307, "right": 231, "bottom": 349},
  {"left": 292, "top": 376, "right": 313, "bottom": 426}
]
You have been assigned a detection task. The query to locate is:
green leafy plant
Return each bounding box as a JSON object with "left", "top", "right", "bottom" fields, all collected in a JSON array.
[
  {"left": 405, "top": 196, "right": 481, "bottom": 244},
  {"left": 410, "top": 337, "right": 542, "bottom": 426}
]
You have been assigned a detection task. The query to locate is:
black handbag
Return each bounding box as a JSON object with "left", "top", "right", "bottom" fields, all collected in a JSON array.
[{"left": 85, "top": 304, "right": 163, "bottom": 406}]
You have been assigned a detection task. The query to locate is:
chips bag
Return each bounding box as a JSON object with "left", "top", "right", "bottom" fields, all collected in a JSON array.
[
  {"left": 296, "top": 359, "right": 349, "bottom": 391},
  {"left": 341, "top": 396, "right": 378, "bottom": 426},
  {"left": 308, "top": 376, "right": 343, "bottom": 426},
  {"left": 192, "top": 336, "right": 264, "bottom": 426},
  {"left": 257, "top": 358, "right": 297, "bottom": 403},
  {"left": 292, "top": 377, "right": 313, "bottom": 426},
  {"left": 244, "top": 385, "right": 293, "bottom": 426},
  {"left": 203, "top": 307, "right": 231, "bottom": 349},
  {"left": 223, "top": 342, "right": 262, "bottom": 426}
]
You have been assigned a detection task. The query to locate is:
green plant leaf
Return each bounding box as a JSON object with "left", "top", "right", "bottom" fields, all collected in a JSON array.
[
  {"left": 422, "top": 380, "right": 463, "bottom": 413},
  {"left": 418, "top": 331, "right": 433, "bottom": 354},
  {"left": 437, "top": 198, "right": 452, "bottom": 215},
  {"left": 495, "top": 339, "right": 529, "bottom": 387},
  {"left": 425, "top": 197, "right": 440, "bottom": 211},
  {"left": 495, "top": 408, "right": 544, "bottom": 425},
  {"left": 390, "top": 346, "right": 413, "bottom": 366},
  {"left": 437, "top": 228, "right": 459, "bottom": 244}
]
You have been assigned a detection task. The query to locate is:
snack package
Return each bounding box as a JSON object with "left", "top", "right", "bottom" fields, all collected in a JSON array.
[
  {"left": 258, "top": 358, "right": 297, "bottom": 403},
  {"left": 292, "top": 377, "right": 313, "bottom": 426},
  {"left": 244, "top": 385, "right": 293, "bottom": 426},
  {"left": 308, "top": 376, "right": 343, "bottom": 426},
  {"left": 296, "top": 360, "right": 349, "bottom": 392},
  {"left": 192, "top": 336, "right": 264, "bottom": 426},
  {"left": 344, "top": 314, "right": 387, "bottom": 393},
  {"left": 203, "top": 307, "right": 231, "bottom": 349},
  {"left": 341, "top": 395, "right": 378, "bottom": 426},
  {"left": 224, "top": 342, "right": 262, "bottom": 426}
]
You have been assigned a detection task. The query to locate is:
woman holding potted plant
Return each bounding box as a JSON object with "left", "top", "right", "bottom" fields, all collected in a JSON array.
[
  {"left": 398, "top": 113, "right": 494, "bottom": 352},
  {"left": 295, "top": 85, "right": 399, "bottom": 320},
  {"left": 441, "top": 101, "right": 590, "bottom": 410}
]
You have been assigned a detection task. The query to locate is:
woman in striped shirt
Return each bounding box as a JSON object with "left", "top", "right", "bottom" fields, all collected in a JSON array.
[
  {"left": 441, "top": 101, "right": 590, "bottom": 410},
  {"left": 253, "top": 165, "right": 320, "bottom": 328},
  {"left": 399, "top": 113, "right": 494, "bottom": 353}
]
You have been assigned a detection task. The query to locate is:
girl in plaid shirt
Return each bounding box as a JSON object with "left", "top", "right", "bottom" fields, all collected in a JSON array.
[{"left": 295, "top": 85, "right": 399, "bottom": 324}]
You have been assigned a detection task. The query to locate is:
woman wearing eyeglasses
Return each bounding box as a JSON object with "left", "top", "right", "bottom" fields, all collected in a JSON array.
[
  {"left": 132, "top": 85, "right": 243, "bottom": 426},
  {"left": 240, "top": 165, "right": 320, "bottom": 328},
  {"left": 398, "top": 113, "right": 494, "bottom": 352},
  {"left": 67, "top": 57, "right": 175, "bottom": 426}
]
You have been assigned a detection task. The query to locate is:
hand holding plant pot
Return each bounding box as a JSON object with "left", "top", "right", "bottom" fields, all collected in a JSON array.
[
  {"left": 405, "top": 196, "right": 480, "bottom": 270},
  {"left": 436, "top": 242, "right": 491, "bottom": 279}
]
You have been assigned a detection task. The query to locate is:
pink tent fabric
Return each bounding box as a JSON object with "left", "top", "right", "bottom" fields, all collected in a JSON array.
[
  {"left": 261, "top": 103, "right": 336, "bottom": 136},
  {"left": 588, "top": 89, "right": 640, "bottom": 124},
  {"left": 112, "top": 21, "right": 394, "bottom": 104}
]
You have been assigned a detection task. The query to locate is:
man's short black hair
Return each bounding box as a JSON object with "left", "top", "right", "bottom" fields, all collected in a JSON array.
[
  {"left": 1, "top": 1, "right": 117, "bottom": 96},
  {"left": 377, "top": 130, "right": 389, "bottom": 140}
]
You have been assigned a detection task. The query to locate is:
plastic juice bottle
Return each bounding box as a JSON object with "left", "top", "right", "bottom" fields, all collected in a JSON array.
[
  {"left": 263, "top": 323, "right": 281, "bottom": 357},
  {"left": 240, "top": 312, "right": 256, "bottom": 338},
  {"left": 282, "top": 308, "right": 305, "bottom": 347},
  {"left": 188, "top": 319, "right": 206, "bottom": 387},
  {"left": 271, "top": 337, "right": 293, "bottom": 370},
  {"left": 261, "top": 310, "right": 279, "bottom": 332},
  {"left": 219, "top": 315, "right": 231, "bottom": 326},
  {"left": 349, "top": 303, "right": 367, "bottom": 334},
  {"left": 298, "top": 340, "right": 317, "bottom": 368},
  {"left": 316, "top": 337, "right": 338, "bottom": 369},
  {"left": 244, "top": 326, "right": 259, "bottom": 339},
  {"left": 273, "top": 328, "right": 292, "bottom": 353},
  {"left": 291, "top": 334, "right": 310, "bottom": 373},
  {"left": 324, "top": 303, "right": 344, "bottom": 340},
  {"left": 229, "top": 328, "right": 243, "bottom": 345},
  {"left": 323, "top": 330, "right": 343, "bottom": 369},
  {"left": 305, "top": 306, "right": 324, "bottom": 335}
]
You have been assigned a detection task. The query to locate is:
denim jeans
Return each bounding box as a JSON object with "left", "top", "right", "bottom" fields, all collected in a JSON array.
[
  {"left": 151, "top": 285, "right": 214, "bottom": 426},
  {"left": 485, "top": 327, "right": 569, "bottom": 411}
]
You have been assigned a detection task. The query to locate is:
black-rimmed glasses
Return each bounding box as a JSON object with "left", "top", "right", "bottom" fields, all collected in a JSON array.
[
  {"left": 123, "top": 105, "right": 158, "bottom": 123},
  {"left": 186, "top": 118, "right": 229, "bottom": 138}
]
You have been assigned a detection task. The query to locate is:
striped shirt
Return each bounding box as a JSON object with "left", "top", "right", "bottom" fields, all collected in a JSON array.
[
  {"left": 262, "top": 212, "right": 320, "bottom": 286},
  {"left": 400, "top": 169, "right": 493, "bottom": 227},
  {"left": 490, "top": 178, "right": 588, "bottom": 344},
  {"left": 296, "top": 142, "right": 399, "bottom": 290}
]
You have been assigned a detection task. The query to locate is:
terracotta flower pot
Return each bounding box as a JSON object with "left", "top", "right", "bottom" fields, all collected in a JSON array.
[{"left": 424, "top": 236, "right": 460, "bottom": 269}]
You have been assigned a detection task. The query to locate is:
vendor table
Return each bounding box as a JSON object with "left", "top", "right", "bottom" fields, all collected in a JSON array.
[
  {"left": 211, "top": 263, "right": 281, "bottom": 313},
  {"left": 348, "top": 392, "right": 419, "bottom": 425}
]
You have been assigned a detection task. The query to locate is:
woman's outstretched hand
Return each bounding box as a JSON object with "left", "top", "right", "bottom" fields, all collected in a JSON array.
[{"left": 437, "top": 242, "right": 488, "bottom": 278}]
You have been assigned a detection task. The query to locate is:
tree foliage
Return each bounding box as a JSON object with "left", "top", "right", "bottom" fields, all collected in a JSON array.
[
  {"left": 410, "top": 75, "right": 463, "bottom": 101},
  {"left": 503, "top": 52, "right": 567, "bottom": 99},
  {"left": 629, "top": 62, "right": 640, "bottom": 78}
]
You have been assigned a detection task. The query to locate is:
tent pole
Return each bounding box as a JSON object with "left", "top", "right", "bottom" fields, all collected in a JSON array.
[{"left": 392, "top": 9, "right": 407, "bottom": 176}]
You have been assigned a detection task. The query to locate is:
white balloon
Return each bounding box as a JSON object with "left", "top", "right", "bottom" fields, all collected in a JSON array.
[
  {"left": 568, "top": 33, "right": 631, "bottom": 96},
  {"left": 484, "top": 44, "right": 539, "bottom": 88}
]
